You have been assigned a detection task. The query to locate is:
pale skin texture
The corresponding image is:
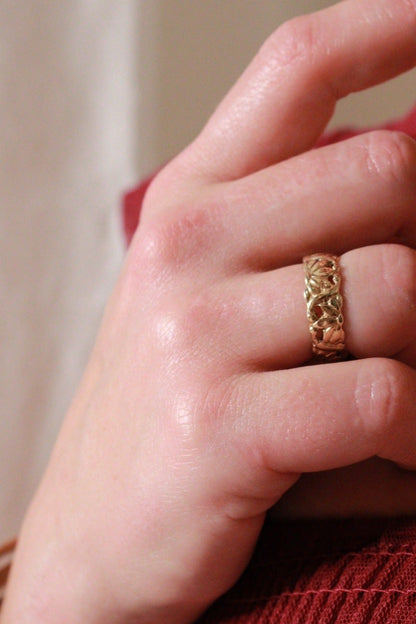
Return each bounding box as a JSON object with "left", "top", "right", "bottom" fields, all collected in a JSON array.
[{"left": 3, "top": 0, "right": 416, "bottom": 622}]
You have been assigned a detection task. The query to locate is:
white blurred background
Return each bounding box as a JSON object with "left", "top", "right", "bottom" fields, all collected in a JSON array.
[{"left": 1, "top": 0, "right": 415, "bottom": 542}]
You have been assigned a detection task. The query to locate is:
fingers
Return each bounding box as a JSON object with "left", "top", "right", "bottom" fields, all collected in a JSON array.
[
  {"left": 175, "top": 0, "right": 416, "bottom": 182},
  {"left": 214, "top": 130, "right": 416, "bottom": 270},
  {"left": 232, "top": 358, "right": 416, "bottom": 476},
  {"left": 216, "top": 244, "right": 416, "bottom": 369},
  {"left": 142, "top": 130, "right": 416, "bottom": 273}
]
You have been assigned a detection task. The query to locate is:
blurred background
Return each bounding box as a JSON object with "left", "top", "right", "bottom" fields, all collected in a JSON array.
[{"left": 1, "top": 0, "right": 415, "bottom": 542}]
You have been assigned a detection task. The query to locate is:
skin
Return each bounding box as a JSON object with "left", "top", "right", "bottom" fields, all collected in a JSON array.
[{"left": 2, "top": 0, "right": 416, "bottom": 622}]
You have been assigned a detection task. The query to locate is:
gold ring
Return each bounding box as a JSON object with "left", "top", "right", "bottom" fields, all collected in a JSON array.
[{"left": 303, "top": 253, "right": 347, "bottom": 363}]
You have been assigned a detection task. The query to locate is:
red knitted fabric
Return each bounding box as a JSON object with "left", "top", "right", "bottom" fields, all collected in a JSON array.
[
  {"left": 197, "top": 518, "right": 416, "bottom": 623},
  {"left": 122, "top": 105, "right": 416, "bottom": 623}
]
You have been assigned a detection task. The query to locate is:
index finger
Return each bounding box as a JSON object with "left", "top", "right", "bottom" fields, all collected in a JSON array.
[{"left": 175, "top": 0, "right": 416, "bottom": 183}]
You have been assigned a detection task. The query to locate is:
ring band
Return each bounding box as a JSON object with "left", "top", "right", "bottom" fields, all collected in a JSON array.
[{"left": 303, "top": 253, "right": 347, "bottom": 363}]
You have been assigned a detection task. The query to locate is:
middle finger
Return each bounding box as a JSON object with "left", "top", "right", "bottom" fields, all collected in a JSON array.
[{"left": 210, "top": 129, "right": 416, "bottom": 272}]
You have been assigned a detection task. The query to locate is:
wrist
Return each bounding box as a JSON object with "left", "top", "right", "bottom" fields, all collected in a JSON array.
[
  {"left": 0, "top": 512, "right": 208, "bottom": 624},
  {"left": 0, "top": 529, "right": 100, "bottom": 624}
]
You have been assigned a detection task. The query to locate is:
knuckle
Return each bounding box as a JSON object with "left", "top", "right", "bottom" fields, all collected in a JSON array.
[
  {"left": 127, "top": 203, "right": 218, "bottom": 278},
  {"left": 149, "top": 308, "right": 185, "bottom": 358},
  {"left": 400, "top": 0, "right": 416, "bottom": 24},
  {"left": 262, "top": 14, "right": 321, "bottom": 69},
  {"left": 378, "top": 244, "right": 416, "bottom": 316},
  {"left": 354, "top": 359, "right": 405, "bottom": 448},
  {"left": 181, "top": 295, "right": 214, "bottom": 346},
  {"left": 179, "top": 290, "right": 239, "bottom": 356},
  {"left": 139, "top": 164, "right": 193, "bottom": 217},
  {"left": 124, "top": 222, "right": 175, "bottom": 287},
  {"left": 371, "top": 0, "right": 416, "bottom": 29},
  {"left": 363, "top": 130, "right": 416, "bottom": 188},
  {"left": 151, "top": 291, "right": 222, "bottom": 363},
  {"left": 154, "top": 343, "right": 237, "bottom": 453}
]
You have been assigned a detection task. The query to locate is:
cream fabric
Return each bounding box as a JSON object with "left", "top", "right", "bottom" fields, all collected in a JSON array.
[{"left": 0, "top": 2, "right": 137, "bottom": 542}]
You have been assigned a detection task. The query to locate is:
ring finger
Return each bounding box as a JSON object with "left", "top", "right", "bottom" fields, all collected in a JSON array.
[{"left": 218, "top": 243, "right": 416, "bottom": 370}]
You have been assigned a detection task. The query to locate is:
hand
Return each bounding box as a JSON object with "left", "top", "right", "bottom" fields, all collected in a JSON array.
[{"left": 3, "top": 0, "right": 416, "bottom": 622}]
